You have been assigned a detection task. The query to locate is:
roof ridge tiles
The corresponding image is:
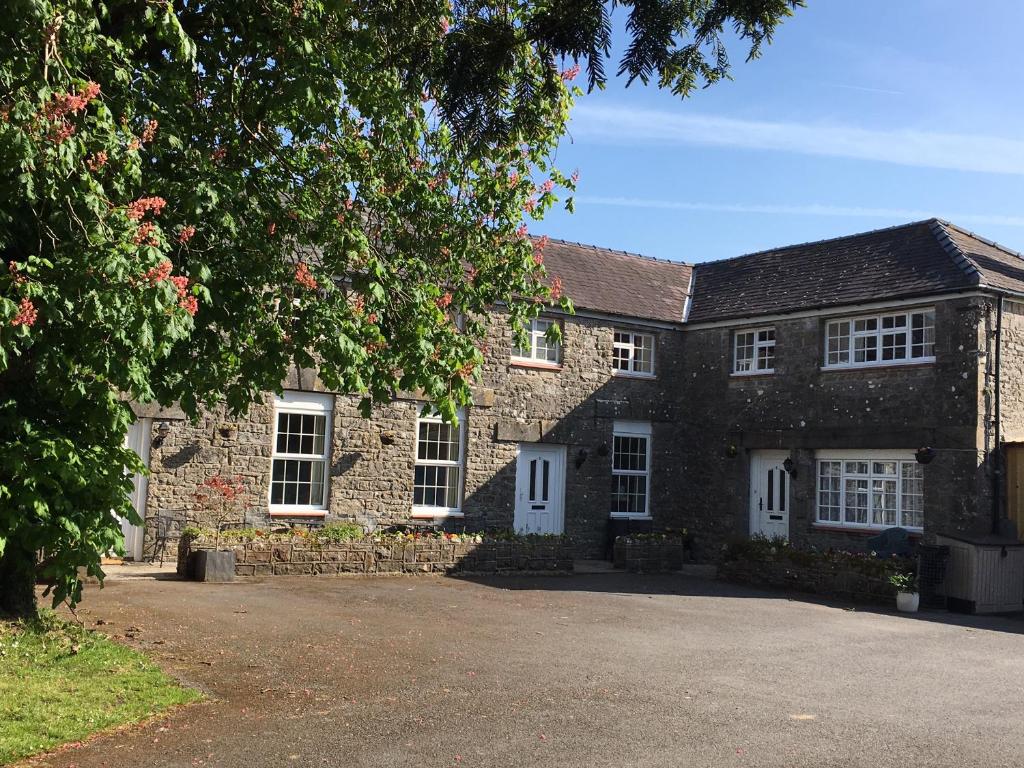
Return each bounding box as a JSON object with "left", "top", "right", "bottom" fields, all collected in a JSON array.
[
  {"left": 928, "top": 219, "right": 983, "bottom": 285},
  {"left": 539, "top": 236, "right": 691, "bottom": 267},
  {"left": 939, "top": 219, "right": 1024, "bottom": 262},
  {"left": 692, "top": 218, "right": 939, "bottom": 269}
]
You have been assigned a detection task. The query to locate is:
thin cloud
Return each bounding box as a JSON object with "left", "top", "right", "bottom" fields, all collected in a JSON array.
[
  {"left": 570, "top": 104, "right": 1024, "bottom": 175},
  {"left": 822, "top": 82, "right": 904, "bottom": 96},
  {"left": 577, "top": 196, "right": 1024, "bottom": 228}
]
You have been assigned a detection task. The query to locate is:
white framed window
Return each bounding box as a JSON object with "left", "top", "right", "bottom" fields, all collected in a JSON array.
[
  {"left": 816, "top": 450, "right": 924, "bottom": 531},
  {"left": 270, "top": 391, "right": 333, "bottom": 513},
  {"left": 825, "top": 309, "right": 935, "bottom": 368},
  {"left": 611, "top": 421, "right": 652, "bottom": 518},
  {"left": 733, "top": 327, "right": 775, "bottom": 374},
  {"left": 412, "top": 409, "right": 465, "bottom": 517},
  {"left": 512, "top": 317, "right": 561, "bottom": 366},
  {"left": 613, "top": 330, "right": 655, "bottom": 376}
]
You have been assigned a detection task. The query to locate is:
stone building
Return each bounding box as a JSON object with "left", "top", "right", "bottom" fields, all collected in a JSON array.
[{"left": 120, "top": 219, "right": 1024, "bottom": 561}]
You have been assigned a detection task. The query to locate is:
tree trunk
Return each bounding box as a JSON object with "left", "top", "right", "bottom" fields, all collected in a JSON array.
[{"left": 0, "top": 543, "right": 38, "bottom": 619}]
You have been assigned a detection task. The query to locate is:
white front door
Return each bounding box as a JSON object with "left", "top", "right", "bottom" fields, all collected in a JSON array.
[
  {"left": 118, "top": 418, "right": 151, "bottom": 560},
  {"left": 749, "top": 450, "right": 790, "bottom": 540},
  {"left": 514, "top": 444, "right": 566, "bottom": 535}
]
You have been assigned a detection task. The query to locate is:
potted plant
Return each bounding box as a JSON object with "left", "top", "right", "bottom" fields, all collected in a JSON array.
[
  {"left": 889, "top": 571, "right": 919, "bottom": 613},
  {"left": 190, "top": 474, "right": 247, "bottom": 582}
]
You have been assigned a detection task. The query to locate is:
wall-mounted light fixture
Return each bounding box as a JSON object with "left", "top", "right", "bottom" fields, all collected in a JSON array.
[
  {"left": 783, "top": 457, "right": 797, "bottom": 478},
  {"left": 153, "top": 421, "right": 171, "bottom": 448},
  {"left": 915, "top": 447, "right": 936, "bottom": 465},
  {"left": 725, "top": 444, "right": 739, "bottom": 459},
  {"left": 575, "top": 448, "right": 589, "bottom": 469}
]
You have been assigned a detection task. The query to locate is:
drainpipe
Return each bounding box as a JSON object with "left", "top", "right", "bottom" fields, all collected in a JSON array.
[{"left": 992, "top": 295, "right": 1004, "bottom": 535}]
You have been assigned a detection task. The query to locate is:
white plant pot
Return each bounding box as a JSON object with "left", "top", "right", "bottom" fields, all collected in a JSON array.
[{"left": 896, "top": 591, "right": 920, "bottom": 613}]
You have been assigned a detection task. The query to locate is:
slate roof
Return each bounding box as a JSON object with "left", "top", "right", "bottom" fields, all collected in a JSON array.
[
  {"left": 534, "top": 220, "right": 1024, "bottom": 326},
  {"left": 937, "top": 221, "right": 1024, "bottom": 296},
  {"left": 684, "top": 219, "right": 1024, "bottom": 324},
  {"left": 541, "top": 238, "right": 693, "bottom": 324}
]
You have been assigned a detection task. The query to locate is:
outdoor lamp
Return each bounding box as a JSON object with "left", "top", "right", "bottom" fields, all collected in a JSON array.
[
  {"left": 153, "top": 420, "right": 171, "bottom": 448},
  {"left": 915, "top": 447, "right": 936, "bottom": 465},
  {"left": 783, "top": 457, "right": 797, "bottom": 478}
]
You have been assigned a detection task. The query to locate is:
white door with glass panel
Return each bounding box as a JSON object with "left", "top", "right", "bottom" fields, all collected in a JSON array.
[
  {"left": 749, "top": 450, "right": 790, "bottom": 540},
  {"left": 514, "top": 444, "right": 566, "bottom": 535}
]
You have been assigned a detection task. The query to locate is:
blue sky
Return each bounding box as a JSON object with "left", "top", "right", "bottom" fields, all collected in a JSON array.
[{"left": 540, "top": 1, "right": 1024, "bottom": 263}]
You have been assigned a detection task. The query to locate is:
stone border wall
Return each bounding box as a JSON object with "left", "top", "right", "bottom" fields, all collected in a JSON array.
[
  {"left": 718, "top": 558, "right": 899, "bottom": 604},
  {"left": 613, "top": 536, "right": 685, "bottom": 573},
  {"left": 178, "top": 536, "right": 574, "bottom": 578}
]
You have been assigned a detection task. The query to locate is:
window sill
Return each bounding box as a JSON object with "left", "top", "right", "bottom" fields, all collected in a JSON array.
[
  {"left": 612, "top": 370, "right": 656, "bottom": 380},
  {"left": 269, "top": 509, "right": 328, "bottom": 518},
  {"left": 820, "top": 358, "right": 935, "bottom": 373},
  {"left": 609, "top": 514, "right": 652, "bottom": 521},
  {"left": 811, "top": 523, "right": 922, "bottom": 536},
  {"left": 411, "top": 509, "right": 465, "bottom": 520},
  {"left": 510, "top": 359, "right": 563, "bottom": 372},
  {"left": 730, "top": 370, "right": 775, "bottom": 379}
]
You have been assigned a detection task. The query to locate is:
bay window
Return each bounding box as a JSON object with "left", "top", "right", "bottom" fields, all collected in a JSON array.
[{"left": 816, "top": 452, "right": 924, "bottom": 530}]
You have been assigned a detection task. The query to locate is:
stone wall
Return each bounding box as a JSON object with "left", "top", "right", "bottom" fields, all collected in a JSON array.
[
  {"left": 717, "top": 558, "right": 900, "bottom": 604},
  {"left": 675, "top": 297, "right": 990, "bottom": 557},
  {"left": 178, "top": 535, "right": 574, "bottom": 577},
  {"left": 142, "top": 308, "right": 687, "bottom": 559},
  {"left": 612, "top": 535, "right": 685, "bottom": 573}
]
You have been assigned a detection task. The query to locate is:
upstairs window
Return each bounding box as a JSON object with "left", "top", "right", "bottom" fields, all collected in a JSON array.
[
  {"left": 412, "top": 410, "right": 465, "bottom": 516},
  {"left": 825, "top": 309, "right": 935, "bottom": 368},
  {"left": 270, "top": 392, "right": 333, "bottom": 513},
  {"left": 613, "top": 331, "right": 655, "bottom": 376},
  {"left": 733, "top": 327, "right": 775, "bottom": 374},
  {"left": 512, "top": 317, "right": 561, "bottom": 365}
]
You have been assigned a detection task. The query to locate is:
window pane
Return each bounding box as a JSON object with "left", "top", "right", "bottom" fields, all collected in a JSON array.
[
  {"left": 901, "top": 462, "right": 924, "bottom": 528},
  {"left": 844, "top": 478, "right": 869, "bottom": 524}
]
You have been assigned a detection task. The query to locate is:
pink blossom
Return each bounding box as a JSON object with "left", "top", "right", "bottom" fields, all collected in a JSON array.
[
  {"left": 126, "top": 196, "right": 167, "bottom": 221},
  {"left": 133, "top": 221, "right": 159, "bottom": 246},
  {"left": 539, "top": 179, "right": 554, "bottom": 194},
  {"left": 178, "top": 225, "right": 196, "bottom": 244},
  {"left": 144, "top": 260, "right": 173, "bottom": 285},
  {"left": 10, "top": 297, "right": 37, "bottom": 327},
  {"left": 141, "top": 119, "right": 158, "bottom": 143},
  {"left": 560, "top": 64, "right": 581, "bottom": 82},
  {"left": 86, "top": 151, "right": 108, "bottom": 171},
  {"left": 294, "top": 262, "right": 318, "bottom": 290},
  {"left": 439, "top": 17, "right": 450, "bottom": 34},
  {"left": 170, "top": 275, "right": 190, "bottom": 298},
  {"left": 179, "top": 295, "right": 199, "bottom": 316},
  {"left": 516, "top": 224, "right": 529, "bottom": 239},
  {"left": 523, "top": 197, "right": 537, "bottom": 213},
  {"left": 436, "top": 292, "right": 453, "bottom": 309},
  {"left": 550, "top": 276, "right": 563, "bottom": 300}
]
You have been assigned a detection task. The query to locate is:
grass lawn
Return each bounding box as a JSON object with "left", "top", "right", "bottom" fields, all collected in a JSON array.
[{"left": 0, "top": 611, "right": 200, "bottom": 764}]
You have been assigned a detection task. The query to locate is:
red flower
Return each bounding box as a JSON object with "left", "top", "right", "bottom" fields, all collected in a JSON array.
[
  {"left": 516, "top": 224, "right": 529, "bottom": 239},
  {"left": 436, "top": 291, "right": 453, "bottom": 309},
  {"left": 141, "top": 119, "right": 159, "bottom": 143},
  {"left": 179, "top": 295, "right": 199, "bottom": 316},
  {"left": 294, "top": 262, "right": 318, "bottom": 290},
  {"left": 126, "top": 196, "right": 167, "bottom": 221},
  {"left": 550, "top": 276, "right": 563, "bottom": 300},
  {"left": 539, "top": 179, "right": 554, "bottom": 194},
  {"left": 10, "top": 297, "right": 37, "bottom": 327},
  {"left": 178, "top": 225, "right": 196, "bottom": 244},
  {"left": 86, "top": 151, "right": 108, "bottom": 171},
  {"left": 133, "top": 221, "right": 159, "bottom": 247},
  {"left": 560, "top": 64, "right": 581, "bottom": 82},
  {"left": 170, "top": 275, "right": 190, "bottom": 298},
  {"left": 144, "top": 260, "right": 173, "bottom": 284}
]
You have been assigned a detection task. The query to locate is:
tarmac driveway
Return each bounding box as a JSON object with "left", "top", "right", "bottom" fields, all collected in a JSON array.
[{"left": 26, "top": 572, "right": 1024, "bottom": 768}]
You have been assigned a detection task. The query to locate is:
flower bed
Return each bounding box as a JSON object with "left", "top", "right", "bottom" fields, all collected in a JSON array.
[
  {"left": 613, "top": 532, "right": 686, "bottom": 573},
  {"left": 717, "top": 535, "right": 914, "bottom": 604},
  {"left": 177, "top": 525, "right": 574, "bottom": 578}
]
